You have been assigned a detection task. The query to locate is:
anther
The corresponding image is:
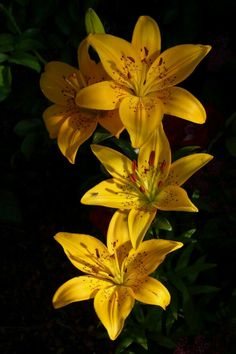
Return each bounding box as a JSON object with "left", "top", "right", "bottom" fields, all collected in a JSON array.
[
  {"left": 160, "top": 160, "right": 166, "bottom": 172},
  {"left": 132, "top": 160, "right": 138, "bottom": 173},
  {"left": 148, "top": 150, "right": 155, "bottom": 167},
  {"left": 139, "top": 185, "right": 146, "bottom": 193}
]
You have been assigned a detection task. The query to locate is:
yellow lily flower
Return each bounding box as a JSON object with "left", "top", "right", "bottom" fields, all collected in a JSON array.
[
  {"left": 40, "top": 39, "right": 123, "bottom": 163},
  {"left": 76, "top": 16, "right": 211, "bottom": 148},
  {"left": 53, "top": 211, "right": 183, "bottom": 340},
  {"left": 81, "top": 124, "right": 213, "bottom": 248}
]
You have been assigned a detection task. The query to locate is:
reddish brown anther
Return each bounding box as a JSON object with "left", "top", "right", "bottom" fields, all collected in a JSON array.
[{"left": 148, "top": 150, "right": 155, "bottom": 167}]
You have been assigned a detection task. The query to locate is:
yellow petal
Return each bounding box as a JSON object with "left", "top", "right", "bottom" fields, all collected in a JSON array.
[
  {"left": 91, "top": 144, "right": 132, "bottom": 179},
  {"left": 125, "top": 239, "right": 183, "bottom": 281},
  {"left": 155, "top": 185, "right": 198, "bottom": 212},
  {"left": 53, "top": 275, "right": 111, "bottom": 308},
  {"left": 138, "top": 123, "right": 171, "bottom": 182},
  {"left": 128, "top": 208, "right": 156, "bottom": 249},
  {"left": 81, "top": 179, "right": 141, "bottom": 209},
  {"left": 43, "top": 104, "right": 67, "bottom": 138},
  {"left": 147, "top": 44, "right": 211, "bottom": 91},
  {"left": 78, "top": 38, "right": 106, "bottom": 84},
  {"left": 57, "top": 111, "right": 97, "bottom": 163},
  {"left": 76, "top": 80, "right": 129, "bottom": 110},
  {"left": 107, "top": 210, "right": 132, "bottom": 266},
  {"left": 132, "top": 16, "right": 161, "bottom": 63},
  {"left": 40, "top": 61, "right": 82, "bottom": 104},
  {"left": 162, "top": 87, "right": 207, "bottom": 124},
  {"left": 88, "top": 33, "right": 142, "bottom": 89},
  {"left": 54, "top": 232, "right": 112, "bottom": 275},
  {"left": 119, "top": 94, "right": 163, "bottom": 148},
  {"left": 166, "top": 153, "right": 213, "bottom": 187},
  {"left": 132, "top": 276, "right": 170, "bottom": 309},
  {"left": 94, "top": 285, "right": 135, "bottom": 340},
  {"left": 98, "top": 109, "right": 124, "bottom": 138}
]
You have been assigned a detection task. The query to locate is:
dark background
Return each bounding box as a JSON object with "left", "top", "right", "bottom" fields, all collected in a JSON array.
[{"left": 1, "top": 0, "right": 235, "bottom": 353}]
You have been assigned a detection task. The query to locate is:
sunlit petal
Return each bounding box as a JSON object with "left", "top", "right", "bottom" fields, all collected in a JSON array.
[
  {"left": 155, "top": 185, "right": 198, "bottom": 211},
  {"left": 132, "top": 16, "right": 161, "bottom": 63},
  {"left": 98, "top": 109, "right": 124, "bottom": 138},
  {"left": 58, "top": 112, "right": 97, "bottom": 163},
  {"left": 94, "top": 285, "right": 134, "bottom": 340},
  {"left": 132, "top": 276, "right": 170, "bottom": 309},
  {"left": 125, "top": 239, "right": 183, "bottom": 281},
  {"left": 40, "top": 61, "right": 82, "bottom": 104},
  {"left": 88, "top": 33, "right": 142, "bottom": 89},
  {"left": 54, "top": 232, "right": 112, "bottom": 275},
  {"left": 162, "top": 86, "right": 207, "bottom": 124},
  {"left": 128, "top": 208, "right": 156, "bottom": 248},
  {"left": 43, "top": 104, "right": 67, "bottom": 138},
  {"left": 91, "top": 144, "right": 132, "bottom": 179},
  {"left": 119, "top": 94, "right": 163, "bottom": 148},
  {"left": 147, "top": 44, "right": 211, "bottom": 91},
  {"left": 76, "top": 80, "right": 129, "bottom": 110},
  {"left": 107, "top": 210, "right": 132, "bottom": 268},
  {"left": 166, "top": 153, "right": 213, "bottom": 187},
  {"left": 53, "top": 276, "right": 111, "bottom": 308},
  {"left": 81, "top": 179, "right": 141, "bottom": 209}
]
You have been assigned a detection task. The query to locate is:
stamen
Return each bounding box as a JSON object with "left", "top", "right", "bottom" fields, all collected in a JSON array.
[
  {"left": 158, "top": 180, "right": 163, "bottom": 189},
  {"left": 144, "top": 46, "right": 149, "bottom": 57},
  {"left": 130, "top": 173, "right": 137, "bottom": 183},
  {"left": 160, "top": 160, "right": 166, "bottom": 173},
  {"left": 132, "top": 160, "right": 138, "bottom": 173},
  {"left": 139, "top": 185, "right": 146, "bottom": 193},
  {"left": 148, "top": 150, "right": 155, "bottom": 167}
]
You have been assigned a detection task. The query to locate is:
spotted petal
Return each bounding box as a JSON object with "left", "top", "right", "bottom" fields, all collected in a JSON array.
[
  {"left": 125, "top": 239, "right": 183, "bottom": 281},
  {"left": 58, "top": 111, "right": 97, "bottom": 163},
  {"left": 53, "top": 276, "right": 111, "bottom": 308},
  {"left": 81, "top": 179, "right": 141, "bottom": 209},
  {"left": 147, "top": 44, "right": 211, "bottom": 92},
  {"left": 132, "top": 15, "right": 161, "bottom": 63},
  {"left": 166, "top": 153, "right": 213, "bottom": 187},
  {"left": 154, "top": 185, "right": 198, "bottom": 212},
  {"left": 43, "top": 104, "right": 67, "bottom": 138},
  {"left": 132, "top": 276, "right": 170, "bottom": 309},
  {"left": 87, "top": 33, "right": 142, "bottom": 89},
  {"left": 119, "top": 94, "right": 163, "bottom": 148},
  {"left": 91, "top": 144, "right": 132, "bottom": 179},
  {"left": 94, "top": 285, "right": 135, "bottom": 340},
  {"left": 128, "top": 208, "right": 156, "bottom": 249},
  {"left": 162, "top": 87, "right": 207, "bottom": 124},
  {"left": 54, "top": 232, "right": 112, "bottom": 276}
]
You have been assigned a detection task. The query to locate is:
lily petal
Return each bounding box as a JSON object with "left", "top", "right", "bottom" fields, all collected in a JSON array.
[
  {"left": 43, "top": 104, "right": 67, "bottom": 138},
  {"left": 132, "top": 16, "right": 161, "bottom": 63},
  {"left": 162, "top": 87, "right": 207, "bottom": 124},
  {"left": 91, "top": 144, "right": 132, "bottom": 179},
  {"left": 87, "top": 33, "right": 142, "bottom": 89},
  {"left": 166, "top": 153, "right": 213, "bottom": 187},
  {"left": 94, "top": 285, "right": 134, "bottom": 340},
  {"left": 40, "top": 61, "right": 82, "bottom": 104},
  {"left": 76, "top": 80, "right": 128, "bottom": 110},
  {"left": 54, "top": 232, "right": 112, "bottom": 275},
  {"left": 119, "top": 94, "right": 163, "bottom": 148},
  {"left": 147, "top": 44, "right": 211, "bottom": 91},
  {"left": 98, "top": 109, "right": 124, "bottom": 138},
  {"left": 81, "top": 179, "right": 141, "bottom": 209},
  {"left": 132, "top": 276, "right": 170, "bottom": 309},
  {"left": 53, "top": 275, "right": 111, "bottom": 308},
  {"left": 58, "top": 112, "right": 97, "bottom": 164},
  {"left": 125, "top": 239, "right": 183, "bottom": 281},
  {"left": 138, "top": 123, "right": 171, "bottom": 182},
  {"left": 107, "top": 210, "right": 132, "bottom": 267},
  {"left": 155, "top": 185, "right": 198, "bottom": 212},
  {"left": 78, "top": 38, "right": 107, "bottom": 85},
  {"left": 128, "top": 208, "right": 156, "bottom": 248}
]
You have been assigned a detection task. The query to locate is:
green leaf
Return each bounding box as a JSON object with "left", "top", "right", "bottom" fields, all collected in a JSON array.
[
  {"left": 151, "top": 334, "right": 175, "bottom": 349},
  {"left": 180, "top": 228, "right": 196, "bottom": 239},
  {"left": 15, "top": 38, "right": 43, "bottom": 51},
  {"left": 92, "top": 128, "right": 112, "bottom": 144},
  {"left": 14, "top": 119, "right": 42, "bottom": 136},
  {"left": 189, "top": 285, "right": 220, "bottom": 295},
  {"left": 0, "top": 190, "right": 22, "bottom": 223},
  {"left": 153, "top": 214, "right": 172, "bottom": 231},
  {"left": 0, "top": 65, "right": 12, "bottom": 102},
  {"left": 173, "top": 145, "right": 200, "bottom": 161},
  {"left": 20, "top": 132, "right": 40, "bottom": 159},
  {"left": 0, "top": 33, "right": 15, "bottom": 52},
  {"left": 225, "top": 137, "right": 236, "bottom": 157},
  {"left": 176, "top": 243, "right": 195, "bottom": 271},
  {"left": 110, "top": 137, "right": 137, "bottom": 160},
  {"left": 85, "top": 8, "right": 105, "bottom": 34},
  {"left": 8, "top": 51, "right": 41, "bottom": 72},
  {"left": 0, "top": 53, "right": 9, "bottom": 63}
]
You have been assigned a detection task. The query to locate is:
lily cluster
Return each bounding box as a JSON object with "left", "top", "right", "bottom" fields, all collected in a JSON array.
[{"left": 40, "top": 14, "right": 213, "bottom": 340}]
